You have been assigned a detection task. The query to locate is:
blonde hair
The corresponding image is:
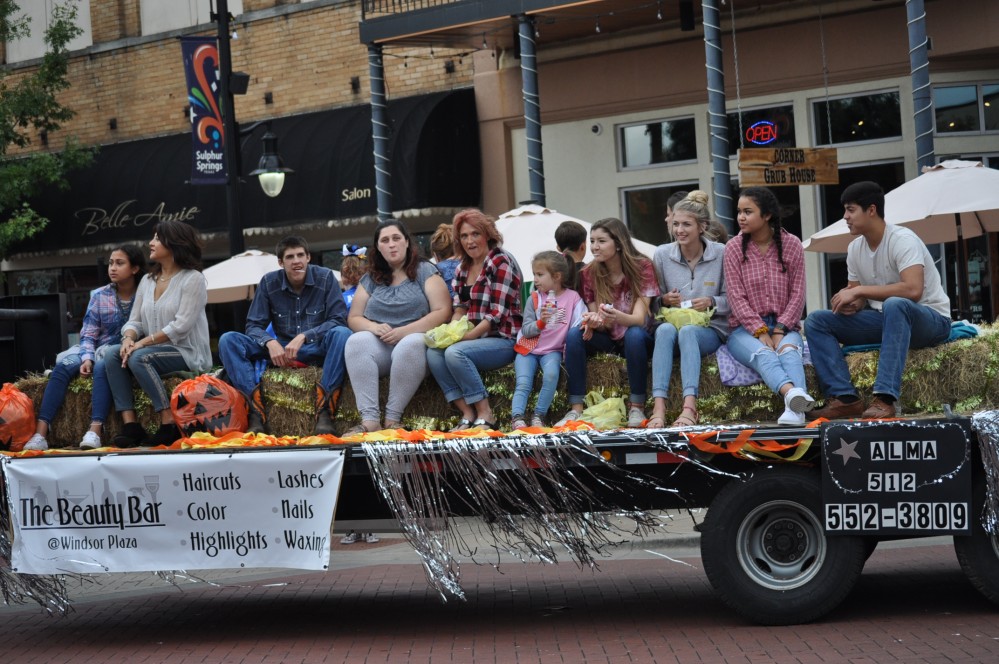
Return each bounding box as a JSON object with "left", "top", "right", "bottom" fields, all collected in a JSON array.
[
  {"left": 671, "top": 190, "right": 728, "bottom": 243},
  {"left": 340, "top": 255, "right": 367, "bottom": 288},
  {"left": 430, "top": 223, "right": 455, "bottom": 261}
]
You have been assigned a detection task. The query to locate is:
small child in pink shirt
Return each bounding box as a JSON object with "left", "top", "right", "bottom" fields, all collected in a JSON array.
[{"left": 511, "top": 251, "right": 585, "bottom": 429}]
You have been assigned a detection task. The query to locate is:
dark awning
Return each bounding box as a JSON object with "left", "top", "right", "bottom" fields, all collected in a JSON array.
[{"left": 16, "top": 88, "right": 479, "bottom": 254}]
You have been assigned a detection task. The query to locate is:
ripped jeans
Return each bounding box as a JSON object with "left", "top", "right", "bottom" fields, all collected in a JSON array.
[{"left": 726, "top": 315, "right": 807, "bottom": 396}]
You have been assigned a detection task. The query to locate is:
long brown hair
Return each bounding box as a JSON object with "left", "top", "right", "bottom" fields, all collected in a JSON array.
[
  {"left": 368, "top": 220, "right": 422, "bottom": 285},
  {"left": 150, "top": 219, "right": 203, "bottom": 277},
  {"left": 582, "top": 217, "right": 649, "bottom": 308}
]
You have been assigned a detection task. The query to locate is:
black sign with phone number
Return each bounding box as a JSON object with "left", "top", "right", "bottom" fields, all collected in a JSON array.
[{"left": 821, "top": 421, "right": 972, "bottom": 536}]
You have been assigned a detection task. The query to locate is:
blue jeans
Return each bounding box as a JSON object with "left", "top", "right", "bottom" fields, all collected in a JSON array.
[
  {"left": 726, "top": 315, "right": 806, "bottom": 396},
  {"left": 512, "top": 351, "right": 563, "bottom": 418},
  {"left": 218, "top": 327, "right": 352, "bottom": 396},
  {"left": 38, "top": 353, "right": 112, "bottom": 425},
  {"left": 427, "top": 336, "right": 515, "bottom": 405},
  {"left": 804, "top": 297, "right": 951, "bottom": 400},
  {"left": 104, "top": 344, "right": 191, "bottom": 413},
  {"left": 565, "top": 326, "right": 654, "bottom": 405},
  {"left": 651, "top": 324, "right": 723, "bottom": 399}
]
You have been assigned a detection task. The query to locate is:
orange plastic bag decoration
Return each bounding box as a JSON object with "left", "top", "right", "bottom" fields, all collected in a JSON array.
[
  {"left": 0, "top": 383, "right": 37, "bottom": 452},
  {"left": 170, "top": 375, "right": 248, "bottom": 437}
]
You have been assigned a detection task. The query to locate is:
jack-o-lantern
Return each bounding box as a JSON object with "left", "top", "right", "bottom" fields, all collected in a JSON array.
[
  {"left": 1, "top": 383, "right": 36, "bottom": 452},
  {"left": 170, "top": 375, "right": 248, "bottom": 437}
]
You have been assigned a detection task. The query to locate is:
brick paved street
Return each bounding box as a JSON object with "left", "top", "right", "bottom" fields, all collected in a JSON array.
[{"left": 2, "top": 527, "right": 998, "bottom": 663}]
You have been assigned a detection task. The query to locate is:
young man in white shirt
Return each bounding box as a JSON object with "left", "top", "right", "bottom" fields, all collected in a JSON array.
[{"left": 805, "top": 181, "right": 952, "bottom": 419}]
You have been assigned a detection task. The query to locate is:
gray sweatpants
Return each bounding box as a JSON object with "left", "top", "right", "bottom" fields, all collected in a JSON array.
[{"left": 345, "top": 331, "right": 428, "bottom": 423}]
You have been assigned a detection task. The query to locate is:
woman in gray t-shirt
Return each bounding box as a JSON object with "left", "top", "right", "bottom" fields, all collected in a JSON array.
[{"left": 345, "top": 221, "right": 452, "bottom": 433}]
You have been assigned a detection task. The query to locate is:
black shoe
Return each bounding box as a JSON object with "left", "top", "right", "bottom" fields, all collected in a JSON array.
[
  {"left": 113, "top": 422, "right": 148, "bottom": 448},
  {"left": 147, "top": 422, "right": 181, "bottom": 447},
  {"left": 315, "top": 409, "right": 335, "bottom": 435}
]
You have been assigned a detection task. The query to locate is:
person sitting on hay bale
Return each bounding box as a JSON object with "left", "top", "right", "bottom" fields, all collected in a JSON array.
[
  {"left": 805, "top": 181, "right": 952, "bottom": 420},
  {"left": 344, "top": 221, "right": 452, "bottom": 434},
  {"left": 105, "top": 221, "right": 212, "bottom": 447},
  {"left": 24, "top": 245, "right": 147, "bottom": 451},
  {"left": 218, "top": 236, "right": 351, "bottom": 435}
]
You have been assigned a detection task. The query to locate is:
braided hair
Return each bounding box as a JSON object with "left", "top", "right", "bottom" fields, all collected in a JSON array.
[{"left": 738, "top": 186, "right": 787, "bottom": 273}]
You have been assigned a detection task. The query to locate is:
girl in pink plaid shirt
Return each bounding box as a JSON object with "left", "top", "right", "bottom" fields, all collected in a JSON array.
[{"left": 723, "top": 187, "right": 815, "bottom": 426}]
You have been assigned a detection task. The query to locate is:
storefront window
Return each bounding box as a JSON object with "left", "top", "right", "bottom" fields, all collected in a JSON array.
[
  {"left": 727, "top": 105, "right": 796, "bottom": 155},
  {"left": 621, "top": 182, "right": 698, "bottom": 246},
  {"left": 935, "top": 85, "right": 980, "bottom": 133},
  {"left": 619, "top": 118, "right": 697, "bottom": 169},
  {"left": 984, "top": 84, "right": 999, "bottom": 131},
  {"left": 812, "top": 92, "right": 902, "bottom": 145}
]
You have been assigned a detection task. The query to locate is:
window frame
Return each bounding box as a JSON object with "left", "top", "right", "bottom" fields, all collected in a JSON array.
[
  {"left": 616, "top": 116, "right": 699, "bottom": 172},
  {"left": 932, "top": 82, "right": 999, "bottom": 136},
  {"left": 810, "top": 88, "right": 903, "bottom": 148}
]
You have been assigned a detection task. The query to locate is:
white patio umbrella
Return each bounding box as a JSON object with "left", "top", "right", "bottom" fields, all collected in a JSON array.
[
  {"left": 803, "top": 160, "right": 999, "bottom": 253},
  {"left": 203, "top": 250, "right": 280, "bottom": 304},
  {"left": 495, "top": 203, "right": 657, "bottom": 275}
]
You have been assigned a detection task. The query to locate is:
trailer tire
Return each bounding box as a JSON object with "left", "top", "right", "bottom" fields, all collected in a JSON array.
[
  {"left": 954, "top": 475, "right": 999, "bottom": 604},
  {"left": 701, "top": 467, "right": 867, "bottom": 625}
]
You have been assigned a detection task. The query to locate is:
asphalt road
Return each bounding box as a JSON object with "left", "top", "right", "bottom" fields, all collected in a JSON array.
[{"left": 2, "top": 521, "right": 998, "bottom": 663}]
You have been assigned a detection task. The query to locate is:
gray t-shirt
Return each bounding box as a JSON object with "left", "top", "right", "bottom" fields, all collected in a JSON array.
[
  {"left": 846, "top": 224, "right": 950, "bottom": 317},
  {"left": 358, "top": 261, "right": 440, "bottom": 327}
]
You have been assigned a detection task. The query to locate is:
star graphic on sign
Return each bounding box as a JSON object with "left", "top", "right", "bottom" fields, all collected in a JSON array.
[{"left": 833, "top": 438, "right": 861, "bottom": 466}]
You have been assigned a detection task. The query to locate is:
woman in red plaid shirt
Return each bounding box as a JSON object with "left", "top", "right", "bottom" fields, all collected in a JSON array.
[
  {"left": 723, "top": 187, "right": 815, "bottom": 426},
  {"left": 427, "top": 209, "right": 523, "bottom": 431}
]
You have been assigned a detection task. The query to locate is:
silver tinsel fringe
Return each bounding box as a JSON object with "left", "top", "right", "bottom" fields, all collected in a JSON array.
[
  {"left": 362, "top": 431, "right": 708, "bottom": 602},
  {"left": 972, "top": 410, "right": 999, "bottom": 537}
]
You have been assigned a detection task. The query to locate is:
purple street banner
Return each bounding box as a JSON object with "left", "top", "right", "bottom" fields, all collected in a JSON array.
[{"left": 181, "top": 36, "right": 227, "bottom": 185}]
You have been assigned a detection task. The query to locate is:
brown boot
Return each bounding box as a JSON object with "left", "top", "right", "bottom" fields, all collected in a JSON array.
[
  {"left": 246, "top": 384, "right": 267, "bottom": 433},
  {"left": 808, "top": 397, "right": 864, "bottom": 421},
  {"left": 862, "top": 397, "right": 897, "bottom": 419},
  {"left": 314, "top": 385, "right": 341, "bottom": 435}
]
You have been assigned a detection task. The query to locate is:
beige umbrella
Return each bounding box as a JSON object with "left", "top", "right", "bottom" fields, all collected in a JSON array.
[
  {"left": 203, "top": 250, "right": 280, "bottom": 304},
  {"left": 495, "top": 203, "right": 657, "bottom": 274},
  {"left": 804, "top": 160, "right": 999, "bottom": 253}
]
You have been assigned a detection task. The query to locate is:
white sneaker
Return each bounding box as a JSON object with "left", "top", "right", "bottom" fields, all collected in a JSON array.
[
  {"left": 530, "top": 414, "right": 545, "bottom": 428},
  {"left": 785, "top": 387, "right": 815, "bottom": 414},
  {"left": 23, "top": 433, "right": 48, "bottom": 451},
  {"left": 79, "top": 431, "right": 102, "bottom": 450},
  {"left": 777, "top": 407, "right": 806, "bottom": 426},
  {"left": 627, "top": 406, "right": 646, "bottom": 428},
  {"left": 340, "top": 530, "right": 358, "bottom": 545},
  {"left": 511, "top": 417, "right": 527, "bottom": 430},
  {"left": 554, "top": 410, "right": 582, "bottom": 427},
  {"left": 364, "top": 532, "right": 380, "bottom": 544}
]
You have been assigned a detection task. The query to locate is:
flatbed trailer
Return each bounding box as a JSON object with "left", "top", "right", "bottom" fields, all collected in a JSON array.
[{"left": 3, "top": 412, "right": 998, "bottom": 625}]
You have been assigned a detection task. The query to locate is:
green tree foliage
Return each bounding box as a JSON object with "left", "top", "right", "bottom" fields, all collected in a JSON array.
[{"left": 0, "top": 0, "right": 93, "bottom": 260}]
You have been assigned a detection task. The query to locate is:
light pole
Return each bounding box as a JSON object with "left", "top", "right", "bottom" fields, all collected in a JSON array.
[{"left": 213, "top": 0, "right": 243, "bottom": 256}]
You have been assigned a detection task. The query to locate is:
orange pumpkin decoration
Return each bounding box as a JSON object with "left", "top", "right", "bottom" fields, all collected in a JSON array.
[
  {"left": 1, "top": 383, "right": 37, "bottom": 452},
  {"left": 170, "top": 375, "right": 248, "bottom": 437}
]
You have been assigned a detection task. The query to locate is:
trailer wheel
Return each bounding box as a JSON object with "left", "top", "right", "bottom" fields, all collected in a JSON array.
[
  {"left": 701, "top": 467, "right": 867, "bottom": 625},
  {"left": 954, "top": 475, "right": 999, "bottom": 604}
]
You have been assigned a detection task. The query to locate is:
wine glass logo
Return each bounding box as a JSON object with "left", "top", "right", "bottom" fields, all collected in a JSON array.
[{"left": 144, "top": 475, "right": 160, "bottom": 504}]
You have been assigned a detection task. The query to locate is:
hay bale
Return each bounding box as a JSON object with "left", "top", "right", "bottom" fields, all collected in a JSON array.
[
  {"left": 15, "top": 373, "right": 185, "bottom": 448},
  {"left": 259, "top": 365, "right": 323, "bottom": 437}
]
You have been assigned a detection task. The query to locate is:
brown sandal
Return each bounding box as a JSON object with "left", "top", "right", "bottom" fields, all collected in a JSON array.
[
  {"left": 645, "top": 414, "right": 667, "bottom": 429},
  {"left": 672, "top": 407, "right": 699, "bottom": 428}
]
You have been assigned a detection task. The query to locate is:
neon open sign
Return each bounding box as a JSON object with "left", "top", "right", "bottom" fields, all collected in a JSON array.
[{"left": 746, "top": 120, "right": 778, "bottom": 145}]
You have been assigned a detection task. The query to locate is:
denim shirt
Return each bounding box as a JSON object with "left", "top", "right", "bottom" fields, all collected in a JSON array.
[{"left": 245, "top": 264, "right": 347, "bottom": 346}]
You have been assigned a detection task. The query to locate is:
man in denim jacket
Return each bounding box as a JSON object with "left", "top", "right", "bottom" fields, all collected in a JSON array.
[{"left": 219, "top": 236, "right": 350, "bottom": 434}]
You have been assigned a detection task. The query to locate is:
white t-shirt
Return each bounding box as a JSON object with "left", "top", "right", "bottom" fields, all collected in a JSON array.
[{"left": 846, "top": 224, "right": 950, "bottom": 317}]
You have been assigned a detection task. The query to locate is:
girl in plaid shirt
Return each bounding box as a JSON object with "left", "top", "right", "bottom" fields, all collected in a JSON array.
[
  {"left": 23, "top": 246, "right": 147, "bottom": 451},
  {"left": 723, "top": 187, "right": 815, "bottom": 426},
  {"left": 428, "top": 209, "right": 522, "bottom": 431}
]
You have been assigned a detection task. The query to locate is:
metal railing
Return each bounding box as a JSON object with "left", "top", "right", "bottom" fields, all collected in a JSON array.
[{"left": 362, "top": 0, "right": 465, "bottom": 19}]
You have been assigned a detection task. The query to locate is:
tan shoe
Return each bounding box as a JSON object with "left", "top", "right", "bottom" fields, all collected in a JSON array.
[
  {"left": 862, "top": 397, "right": 897, "bottom": 419},
  {"left": 808, "top": 397, "right": 865, "bottom": 421}
]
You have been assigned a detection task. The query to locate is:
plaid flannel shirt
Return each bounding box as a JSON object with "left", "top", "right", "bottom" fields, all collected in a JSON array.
[
  {"left": 452, "top": 247, "right": 523, "bottom": 339},
  {"left": 79, "top": 284, "right": 129, "bottom": 362},
  {"left": 724, "top": 229, "right": 806, "bottom": 334}
]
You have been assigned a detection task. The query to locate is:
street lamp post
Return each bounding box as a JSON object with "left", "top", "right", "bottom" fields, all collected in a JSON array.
[{"left": 214, "top": 0, "right": 244, "bottom": 256}]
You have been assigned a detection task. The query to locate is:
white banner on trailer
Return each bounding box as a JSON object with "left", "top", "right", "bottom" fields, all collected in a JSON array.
[{"left": 3, "top": 449, "right": 344, "bottom": 575}]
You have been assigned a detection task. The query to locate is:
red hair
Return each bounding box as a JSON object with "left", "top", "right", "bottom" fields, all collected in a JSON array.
[{"left": 452, "top": 208, "right": 504, "bottom": 268}]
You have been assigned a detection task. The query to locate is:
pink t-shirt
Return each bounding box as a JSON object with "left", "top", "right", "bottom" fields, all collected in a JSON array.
[{"left": 581, "top": 259, "right": 660, "bottom": 340}]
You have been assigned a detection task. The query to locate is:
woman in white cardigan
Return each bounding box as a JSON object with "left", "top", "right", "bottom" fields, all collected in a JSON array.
[{"left": 105, "top": 220, "right": 211, "bottom": 447}]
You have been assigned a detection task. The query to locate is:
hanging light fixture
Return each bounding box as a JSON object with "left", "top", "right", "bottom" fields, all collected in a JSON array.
[{"left": 249, "top": 128, "right": 293, "bottom": 197}]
